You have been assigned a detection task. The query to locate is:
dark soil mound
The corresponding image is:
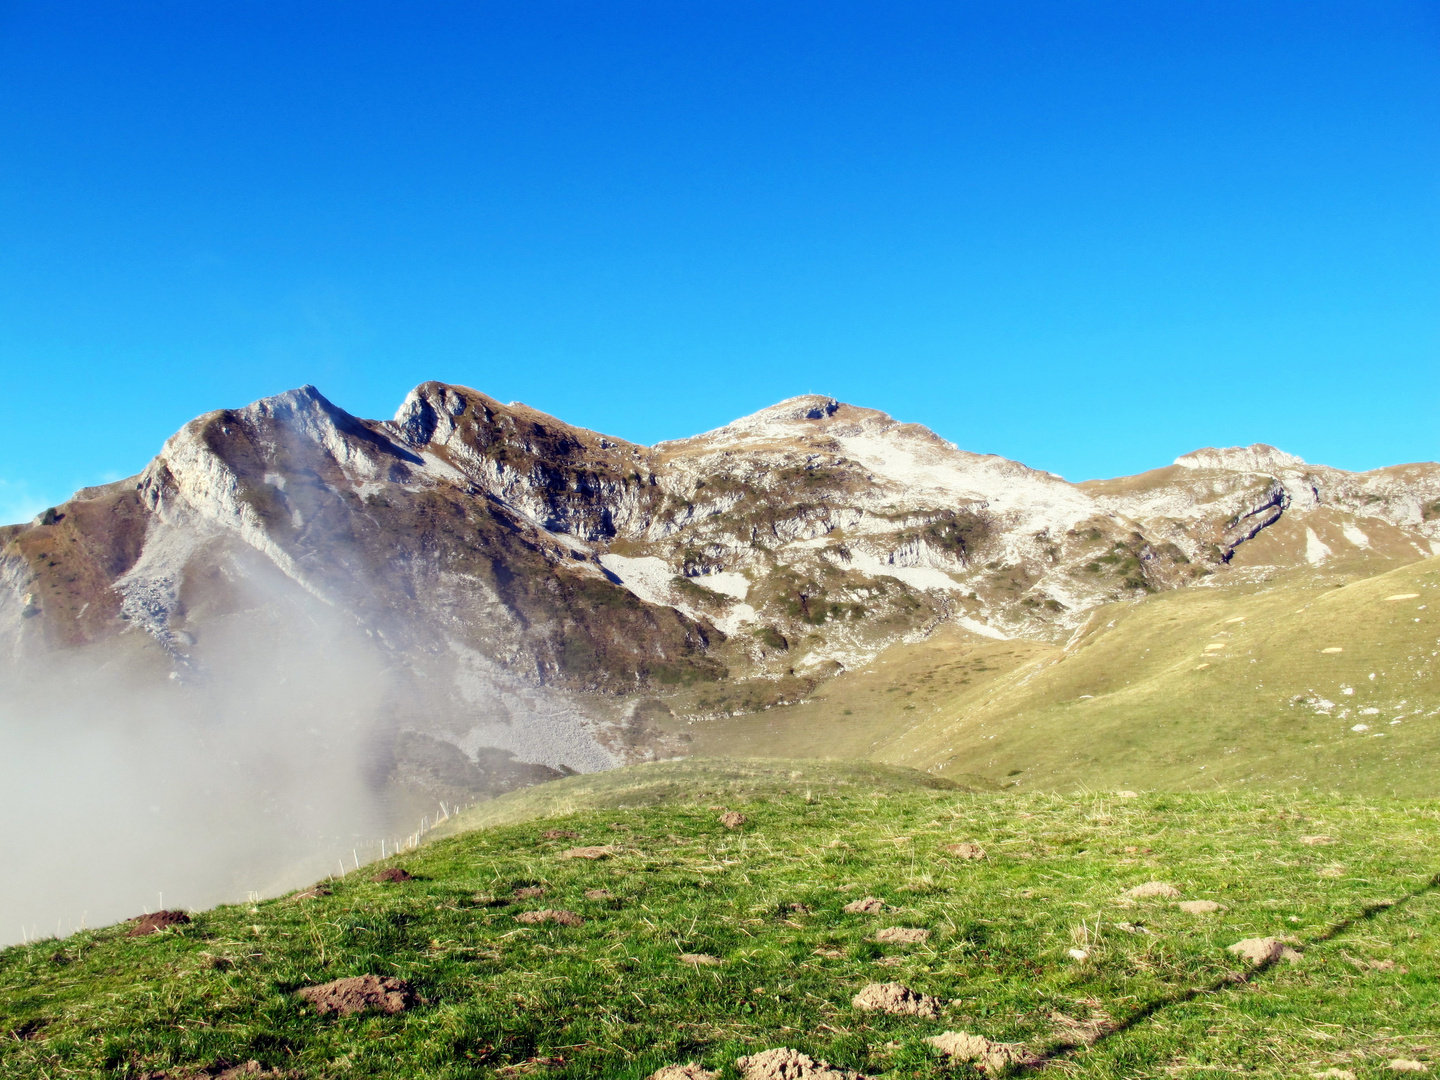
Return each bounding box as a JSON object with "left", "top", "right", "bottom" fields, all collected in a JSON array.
[
  {"left": 296, "top": 975, "right": 417, "bottom": 1016},
  {"left": 127, "top": 910, "right": 190, "bottom": 937},
  {"left": 372, "top": 868, "right": 413, "bottom": 883}
]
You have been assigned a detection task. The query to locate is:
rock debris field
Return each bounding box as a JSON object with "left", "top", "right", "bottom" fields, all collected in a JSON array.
[{"left": 2, "top": 776, "right": 1437, "bottom": 1079}]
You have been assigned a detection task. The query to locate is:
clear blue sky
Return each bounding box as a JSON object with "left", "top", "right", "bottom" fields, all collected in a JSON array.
[{"left": 1, "top": 1, "right": 1436, "bottom": 524}]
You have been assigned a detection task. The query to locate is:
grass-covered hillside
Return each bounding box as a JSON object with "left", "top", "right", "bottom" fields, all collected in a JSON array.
[
  {"left": 3, "top": 759, "right": 1437, "bottom": 1079},
  {"left": 686, "top": 558, "right": 1440, "bottom": 795}
]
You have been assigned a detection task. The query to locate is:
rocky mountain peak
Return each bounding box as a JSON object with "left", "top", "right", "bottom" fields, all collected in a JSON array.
[
  {"left": 1174, "top": 443, "right": 1307, "bottom": 473},
  {"left": 393, "top": 381, "right": 472, "bottom": 446}
]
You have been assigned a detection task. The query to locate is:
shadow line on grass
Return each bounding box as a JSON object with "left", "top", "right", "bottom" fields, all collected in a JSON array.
[{"left": 1028, "top": 870, "right": 1440, "bottom": 1070}]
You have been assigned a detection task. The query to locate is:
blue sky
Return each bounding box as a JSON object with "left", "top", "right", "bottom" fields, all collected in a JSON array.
[{"left": 1, "top": 1, "right": 1436, "bottom": 524}]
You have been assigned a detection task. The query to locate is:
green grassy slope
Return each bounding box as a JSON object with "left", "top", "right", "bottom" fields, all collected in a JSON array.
[
  {"left": 686, "top": 557, "right": 1440, "bottom": 795},
  {"left": 3, "top": 761, "right": 1437, "bottom": 1079},
  {"left": 428, "top": 758, "right": 969, "bottom": 838}
]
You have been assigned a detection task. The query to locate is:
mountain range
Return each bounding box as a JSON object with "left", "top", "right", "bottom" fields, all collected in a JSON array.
[{"left": 4, "top": 383, "right": 1438, "bottom": 808}]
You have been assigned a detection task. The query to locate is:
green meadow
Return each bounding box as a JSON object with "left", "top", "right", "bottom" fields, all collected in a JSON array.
[{"left": 3, "top": 760, "right": 1436, "bottom": 1078}]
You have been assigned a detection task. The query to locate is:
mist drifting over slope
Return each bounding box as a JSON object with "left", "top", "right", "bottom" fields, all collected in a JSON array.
[{"left": 0, "top": 569, "right": 400, "bottom": 945}]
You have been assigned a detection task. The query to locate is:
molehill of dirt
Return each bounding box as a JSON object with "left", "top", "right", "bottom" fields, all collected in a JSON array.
[
  {"left": 127, "top": 911, "right": 190, "bottom": 937},
  {"left": 6, "top": 1018, "right": 48, "bottom": 1041},
  {"left": 1177, "top": 900, "right": 1222, "bottom": 914},
  {"left": 649, "top": 1064, "right": 719, "bottom": 1080},
  {"left": 874, "top": 926, "right": 929, "bottom": 944},
  {"left": 296, "top": 975, "right": 417, "bottom": 1016},
  {"left": 680, "top": 953, "right": 724, "bottom": 966},
  {"left": 513, "top": 886, "right": 545, "bottom": 899},
  {"left": 372, "top": 868, "right": 413, "bottom": 883},
  {"left": 842, "top": 896, "right": 886, "bottom": 914},
  {"left": 1226, "top": 933, "right": 1307, "bottom": 967},
  {"left": 735, "top": 1047, "right": 871, "bottom": 1080},
  {"left": 851, "top": 981, "right": 941, "bottom": 1018},
  {"left": 719, "top": 811, "right": 747, "bottom": 829},
  {"left": 1123, "top": 881, "right": 1180, "bottom": 899},
  {"left": 561, "top": 846, "right": 613, "bottom": 859},
  {"left": 944, "top": 842, "right": 986, "bottom": 860},
  {"left": 542, "top": 829, "right": 580, "bottom": 840},
  {"left": 141, "top": 1062, "right": 295, "bottom": 1080},
  {"left": 515, "top": 909, "right": 584, "bottom": 927},
  {"left": 926, "top": 1031, "right": 1036, "bottom": 1071}
]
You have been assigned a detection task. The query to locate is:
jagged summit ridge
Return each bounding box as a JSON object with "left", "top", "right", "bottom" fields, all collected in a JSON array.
[{"left": 1175, "top": 444, "right": 1308, "bottom": 473}]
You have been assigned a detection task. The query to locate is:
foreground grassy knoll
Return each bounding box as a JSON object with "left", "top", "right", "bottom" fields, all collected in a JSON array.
[
  {"left": 3, "top": 759, "right": 1437, "bottom": 1078},
  {"left": 685, "top": 557, "right": 1440, "bottom": 795}
]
